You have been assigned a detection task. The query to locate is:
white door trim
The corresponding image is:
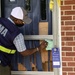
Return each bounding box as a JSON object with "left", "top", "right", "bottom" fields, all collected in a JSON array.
[
  {"left": 11, "top": 71, "right": 54, "bottom": 75},
  {"left": 52, "top": 0, "right": 62, "bottom": 75}
]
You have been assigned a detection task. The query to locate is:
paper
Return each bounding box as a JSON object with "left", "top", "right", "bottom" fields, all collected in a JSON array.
[
  {"left": 45, "top": 39, "right": 53, "bottom": 50},
  {"left": 52, "top": 47, "right": 60, "bottom": 68}
]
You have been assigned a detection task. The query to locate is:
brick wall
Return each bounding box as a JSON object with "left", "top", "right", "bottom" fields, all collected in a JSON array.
[{"left": 61, "top": 0, "right": 75, "bottom": 75}]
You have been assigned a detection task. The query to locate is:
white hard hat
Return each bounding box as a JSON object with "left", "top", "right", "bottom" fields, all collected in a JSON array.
[{"left": 11, "top": 7, "right": 32, "bottom": 24}]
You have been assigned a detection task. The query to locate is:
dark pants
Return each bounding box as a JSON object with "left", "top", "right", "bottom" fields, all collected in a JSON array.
[{"left": 0, "top": 65, "right": 11, "bottom": 75}]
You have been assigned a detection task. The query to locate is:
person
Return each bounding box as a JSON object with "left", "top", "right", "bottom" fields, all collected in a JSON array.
[{"left": 0, "top": 7, "right": 48, "bottom": 75}]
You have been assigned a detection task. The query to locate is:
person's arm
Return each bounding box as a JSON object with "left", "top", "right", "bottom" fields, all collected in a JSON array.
[
  {"left": 20, "top": 47, "right": 39, "bottom": 56},
  {"left": 13, "top": 33, "right": 47, "bottom": 56},
  {"left": 20, "top": 40, "right": 47, "bottom": 56}
]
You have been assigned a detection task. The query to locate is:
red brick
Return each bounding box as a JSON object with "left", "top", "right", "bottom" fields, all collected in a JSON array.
[
  {"left": 63, "top": 72, "right": 67, "bottom": 75},
  {"left": 73, "top": 16, "right": 75, "bottom": 20},
  {"left": 65, "top": 11, "right": 75, "bottom": 15},
  {"left": 62, "top": 37, "right": 73, "bottom": 41},
  {"left": 61, "top": 11, "right": 63, "bottom": 15},
  {"left": 61, "top": 1, "right": 63, "bottom": 5},
  {"left": 65, "top": 1, "right": 75, "bottom": 5},
  {"left": 62, "top": 57, "right": 73, "bottom": 61},
  {"left": 61, "top": 32, "right": 65, "bottom": 36},
  {"left": 61, "top": 16, "right": 72, "bottom": 20},
  {"left": 74, "top": 68, "right": 75, "bottom": 71},
  {"left": 61, "top": 21, "right": 64, "bottom": 25},
  {"left": 73, "top": 6, "right": 75, "bottom": 9},
  {"left": 66, "top": 42, "right": 75, "bottom": 46},
  {"left": 62, "top": 62, "right": 67, "bottom": 66},
  {"left": 61, "top": 26, "right": 72, "bottom": 31},
  {"left": 66, "top": 52, "right": 75, "bottom": 56},
  {"left": 62, "top": 52, "right": 66, "bottom": 56},
  {"left": 62, "top": 67, "right": 73, "bottom": 71},
  {"left": 65, "top": 21, "right": 75, "bottom": 25},
  {"left": 73, "top": 47, "right": 75, "bottom": 51},
  {"left": 61, "top": 0, "right": 75, "bottom": 75},
  {"left": 61, "top": 6, "right": 71, "bottom": 10},
  {"left": 62, "top": 42, "right": 66, "bottom": 46},
  {"left": 74, "top": 26, "right": 75, "bottom": 30},
  {"left": 74, "top": 37, "right": 75, "bottom": 41},
  {"left": 74, "top": 57, "right": 75, "bottom": 61},
  {"left": 62, "top": 47, "right": 72, "bottom": 51},
  {"left": 68, "top": 62, "right": 75, "bottom": 66},
  {"left": 66, "top": 32, "right": 75, "bottom": 36},
  {"left": 68, "top": 73, "right": 75, "bottom": 75}
]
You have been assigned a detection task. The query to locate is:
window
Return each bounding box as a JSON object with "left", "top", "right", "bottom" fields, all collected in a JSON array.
[
  {"left": 25, "top": 0, "right": 31, "bottom": 11},
  {"left": 40, "top": 0, "right": 46, "bottom": 20}
]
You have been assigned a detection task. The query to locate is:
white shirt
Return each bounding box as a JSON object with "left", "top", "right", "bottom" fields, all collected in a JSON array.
[
  {"left": 13, "top": 33, "right": 26, "bottom": 52},
  {"left": 8, "top": 18, "right": 26, "bottom": 52}
]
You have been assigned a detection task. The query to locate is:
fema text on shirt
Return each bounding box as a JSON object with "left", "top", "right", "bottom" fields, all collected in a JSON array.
[{"left": 0, "top": 24, "right": 8, "bottom": 37}]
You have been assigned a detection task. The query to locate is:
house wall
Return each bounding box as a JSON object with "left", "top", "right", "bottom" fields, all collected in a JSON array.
[{"left": 61, "top": 0, "right": 75, "bottom": 75}]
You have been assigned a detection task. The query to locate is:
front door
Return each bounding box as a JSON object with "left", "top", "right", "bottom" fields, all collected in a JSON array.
[{"left": 1, "top": 0, "right": 58, "bottom": 75}]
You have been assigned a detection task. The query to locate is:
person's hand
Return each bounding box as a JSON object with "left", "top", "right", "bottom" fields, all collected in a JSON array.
[{"left": 38, "top": 40, "right": 48, "bottom": 50}]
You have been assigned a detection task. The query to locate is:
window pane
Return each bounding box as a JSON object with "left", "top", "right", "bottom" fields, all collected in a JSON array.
[
  {"left": 25, "top": 0, "right": 31, "bottom": 11},
  {"left": 40, "top": 0, "right": 46, "bottom": 20}
]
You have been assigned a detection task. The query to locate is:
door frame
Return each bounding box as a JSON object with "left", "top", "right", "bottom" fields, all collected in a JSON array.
[
  {"left": 11, "top": 0, "right": 62, "bottom": 75},
  {"left": 52, "top": 0, "right": 62, "bottom": 75},
  {"left": 0, "top": 0, "right": 1, "bottom": 17}
]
